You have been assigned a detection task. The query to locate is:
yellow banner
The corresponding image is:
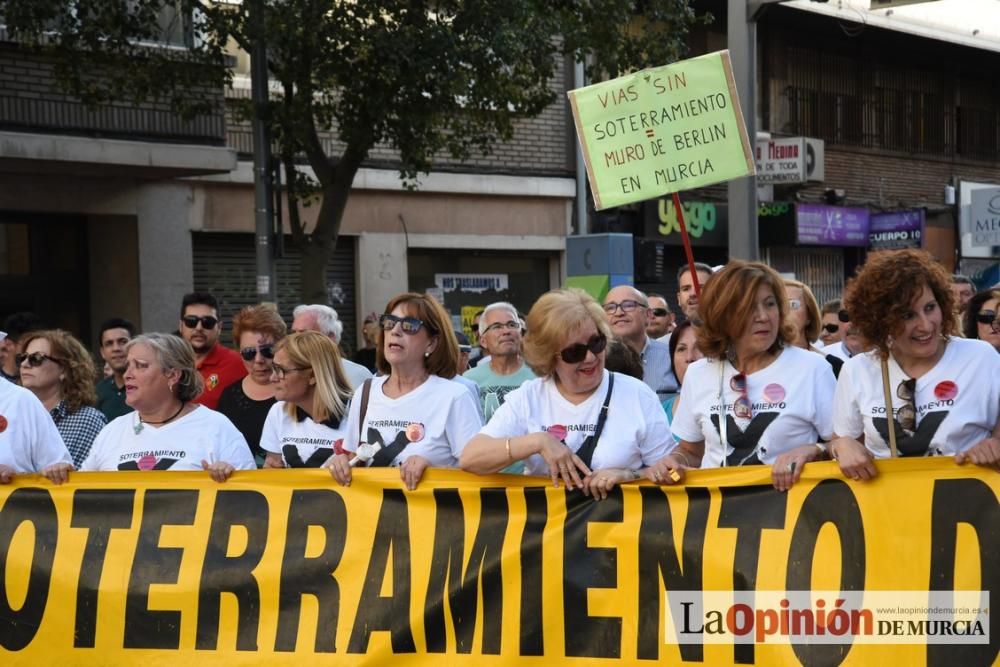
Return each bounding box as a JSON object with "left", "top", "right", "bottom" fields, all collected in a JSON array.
[{"left": 0, "top": 458, "right": 996, "bottom": 665}]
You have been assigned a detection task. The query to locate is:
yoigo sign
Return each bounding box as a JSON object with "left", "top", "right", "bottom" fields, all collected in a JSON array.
[{"left": 643, "top": 199, "right": 728, "bottom": 247}]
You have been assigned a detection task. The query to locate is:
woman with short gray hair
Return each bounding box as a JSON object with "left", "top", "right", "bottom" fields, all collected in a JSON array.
[{"left": 80, "top": 333, "right": 254, "bottom": 480}]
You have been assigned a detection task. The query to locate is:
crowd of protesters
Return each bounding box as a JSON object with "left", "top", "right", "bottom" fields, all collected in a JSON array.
[{"left": 1, "top": 248, "right": 999, "bottom": 492}]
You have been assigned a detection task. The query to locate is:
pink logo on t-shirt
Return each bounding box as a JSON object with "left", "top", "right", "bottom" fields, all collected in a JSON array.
[
  {"left": 934, "top": 381, "right": 958, "bottom": 401},
  {"left": 405, "top": 423, "right": 425, "bottom": 443},
  {"left": 547, "top": 424, "right": 568, "bottom": 441},
  {"left": 137, "top": 454, "right": 157, "bottom": 471},
  {"left": 762, "top": 383, "right": 786, "bottom": 404},
  {"left": 0, "top": 415, "right": 7, "bottom": 433}
]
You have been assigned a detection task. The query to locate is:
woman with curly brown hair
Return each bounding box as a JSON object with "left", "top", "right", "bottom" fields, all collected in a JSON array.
[
  {"left": 647, "top": 261, "right": 837, "bottom": 492},
  {"left": 19, "top": 329, "right": 106, "bottom": 467},
  {"left": 831, "top": 250, "right": 1000, "bottom": 480}
]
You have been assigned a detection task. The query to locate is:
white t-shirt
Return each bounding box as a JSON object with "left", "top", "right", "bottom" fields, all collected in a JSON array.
[
  {"left": 480, "top": 370, "right": 675, "bottom": 476},
  {"left": 833, "top": 337, "right": 1000, "bottom": 457},
  {"left": 823, "top": 341, "right": 854, "bottom": 362},
  {"left": 671, "top": 346, "right": 836, "bottom": 467},
  {"left": 0, "top": 378, "right": 72, "bottom": 472},
  {"left": 342, "top": 375, "right": 483, "bottom": 468},
  {"left": 260, "top": 402, "right": 349, "bottom": 467},
  {"left": 82, "top": 405, "right": 256, "bottom": 471}
]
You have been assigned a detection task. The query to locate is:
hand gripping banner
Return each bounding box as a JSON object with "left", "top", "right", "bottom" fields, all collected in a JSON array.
[{"left": 0, "top": 458, "right": 997, "bottom": 665}]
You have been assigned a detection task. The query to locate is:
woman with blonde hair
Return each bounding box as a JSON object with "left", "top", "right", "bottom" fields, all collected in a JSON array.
[
  {"left": 325, "top": 293, "right": 483, "bottom": 490},
  {"left": 784, "top": 279, "right": 844, "bottom": 377},
  {"left": 217, "top": 304, "right": 288, "bottom": 463},
  {"left": 461, "top": 288, "right": 673, "bottom": 498},
  {"left": 81, "top": 333, "right": 255, "bottom": 480},
  {"left": 19, "top": 329, "right": 106, "bottom": 467},
  {"left": 647, "top": 261, "right": 837, "bottom": 492},
  {"left": 260, "top": 331, "right": 353, "bottom": 468}
]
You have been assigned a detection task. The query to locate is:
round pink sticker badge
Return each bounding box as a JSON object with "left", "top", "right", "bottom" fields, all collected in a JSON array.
[
  {"left": 763, "top": 383, "right": 786, "bottom": 404},
  {"left": 547, "top": 424, "right": 568, "bottom": 441},
  {"left": 934, "top": 381, "right": 958, "bottom": 401},
  {"left": 405, "top": 423, "right": 425, "bottom": 443},
  {"left": 138, "top": 454, "right": 157, "bottom": 471}
]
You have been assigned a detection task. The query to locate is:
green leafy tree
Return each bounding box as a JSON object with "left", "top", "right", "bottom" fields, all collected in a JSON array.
[{"left": 2, "top": 0, "right": 705, "bottom": 304}]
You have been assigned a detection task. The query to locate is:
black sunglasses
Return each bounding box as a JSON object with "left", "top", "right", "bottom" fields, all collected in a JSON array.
[
  {"left": 182, "top": 315, "right": 219, "bottom": 329},
  {"left": 822, "top": 323, "right": 840, "bottom": 334},
  {"left": 651, "top": 308, "right": 669, "bottom": 317},
  {"left": 380, "top": 313, "right": 427, "bottom": 335},
  {"left": 559, "top": 334, "right": 607, "bottom": 364},
  {"left": 240, "top": 344, "right": 275, "bottom": 362},
  {"left": 975, "top": 309, "right": 998, "bottom": 326},
  {"left": 16, "top": 352, "right": 62, "bottom": 368}
]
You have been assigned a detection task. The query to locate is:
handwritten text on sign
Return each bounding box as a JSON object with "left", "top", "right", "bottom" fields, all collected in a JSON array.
[{"left": 568, "top": 50, "right": 755, "bottom": 210}]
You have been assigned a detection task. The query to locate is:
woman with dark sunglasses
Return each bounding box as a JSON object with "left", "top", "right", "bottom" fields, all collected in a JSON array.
[
  {"left": 18, "top": 329, "right": 107, "bottom": 468},
  {"left": 461, "top": 289, "right": 674, "bottom": 499},
  {"left": 647, "top": 261, "right": 837, "bottom": 492},
  {"left": 325, "top": 293, "right": 483, "bottom": 491},
  {"left": 830, "top": 251, "right": 1000, "bottom": 480},
  {"left": 962, "top": 288, "right": 1000, "bottom": 353},
  {"left": 217, "top": 305, "right": 287, "bottom": 464},
  {"left": 0, "top": 331, "right": 74, "bottom": 484}
]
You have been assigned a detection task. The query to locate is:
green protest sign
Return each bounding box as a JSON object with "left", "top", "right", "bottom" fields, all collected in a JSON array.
[{"left": 568, "top": 50, "right": 755, "bottom": 211}]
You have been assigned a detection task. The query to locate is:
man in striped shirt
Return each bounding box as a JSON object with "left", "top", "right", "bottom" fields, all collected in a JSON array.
[{"left": 602, "top": 286, "right": 677, "bottom": 401}]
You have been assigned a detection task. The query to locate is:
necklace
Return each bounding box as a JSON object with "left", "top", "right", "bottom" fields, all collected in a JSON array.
[{"left": 133, "top": 402, "right": 186, "bottom": 435}]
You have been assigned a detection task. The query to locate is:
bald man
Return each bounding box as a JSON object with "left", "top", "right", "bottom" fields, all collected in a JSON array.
[{"left": 602, "top": 285, "right": 677, "bottom": 400}]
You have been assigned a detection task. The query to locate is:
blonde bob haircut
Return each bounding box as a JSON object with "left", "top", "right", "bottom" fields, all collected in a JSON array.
[
  {"left": 275, "top": 331, "right": 352, "bottom": 424},
  {"left": 696, "top": 260, "right": 797, "bottom": 360},
  {"left": 127, "top": 333, "right": 204, "bottom": 402},
  {"left": 783, "top": 278, "right": 822, "bottom": 344},
  {"left": 375, "top": 293, "right": 459, "bottom": 379},
  {"left": 523, "top": 288, "right": 612, "bottom": 378}
]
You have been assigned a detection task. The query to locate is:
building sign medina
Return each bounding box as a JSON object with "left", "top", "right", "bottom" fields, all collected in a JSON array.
[
  {"left": 755, "top": 137, "right": 825, "bottom": 184},
  {"left": 969, "top": 188, "right": 1000, "bottom": 248}
]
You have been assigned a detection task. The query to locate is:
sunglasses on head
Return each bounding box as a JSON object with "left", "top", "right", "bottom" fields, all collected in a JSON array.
[
  {"left": 822, "top": 323, "right": 840, "bottom": 334},
  {"left": 239, "top": 344, "right": 275, "bottom": 362},
  {"left": 380, "top": 313, "right": 427, "bottom": 335},
  {"left": 731, "top": 373, "right": 753, "bottom": 419},
  {"left": 182, "top": 315, "right": 219, "bottom": 329},
  {"left": 651, "top": 308, "right": 669, "bottom": 317},
  {"left": 559, "top": 334, "right": 607, "bottom": 364},
  {"left": 16, "top": 352, "right": 62, "bottom": 368}
]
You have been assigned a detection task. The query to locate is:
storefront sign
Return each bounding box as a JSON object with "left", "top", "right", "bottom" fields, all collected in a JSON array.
[
  {"left": 796, "top": 204, "right": 870, "bottom": 247},
  {"left": 642, "top": 199, "right": 728, "bottom": 247},
  {"left": 970, "top": 188, "right": 1000, "bottom": 247},
  {"left": 567, "top": 50, "right": 755, "bottom": 210},
  {"left": 435, "top": 274, "right": 509, "bottom": 293},
  {"left": 869, "top": 209, "right": 924, "bottom": 249},
  {"left": 754, "top": 137, "right": 825, "bottom": 184}
]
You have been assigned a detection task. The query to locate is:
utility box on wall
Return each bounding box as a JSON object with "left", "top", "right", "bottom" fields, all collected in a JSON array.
[{"left": 565, "top": 233, "right": 634, "bottom": 301}]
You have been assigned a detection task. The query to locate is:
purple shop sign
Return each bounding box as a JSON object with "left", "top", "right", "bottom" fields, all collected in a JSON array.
[
  {"left": 795, "top": 204, "right": 870, "bottom": 247},
  {"left": 869, "top": 209, "right": 924, "bottom": 249}
]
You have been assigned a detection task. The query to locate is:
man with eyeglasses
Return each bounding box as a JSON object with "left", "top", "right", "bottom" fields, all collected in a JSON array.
[
  {"left": 291, "top": 304, "right": 373, "bottom": 389},
  {"left": 95, "top": 317, "right": 136, "bottom": 421},
  {"left": 822, "top": 305, "right": 867, "bottom": 362},
  {"left": 602, "top": 285, "right": 677, "bottom": 400},
  {"left": 179, "top": 292, "right": 246, "bottom": 410},
  {"left": 645, "top": 293, "right": 675, "bottom": 340},
  {"left": 463, "top": 302, "right": 536, "bottom": 427}
]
